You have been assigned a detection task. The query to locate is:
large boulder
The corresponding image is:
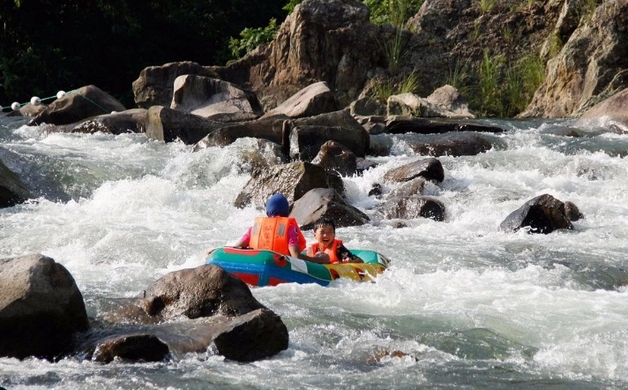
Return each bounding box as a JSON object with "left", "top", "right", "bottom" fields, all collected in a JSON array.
[
  {"left": 81, "top": 265, "right": 289, "bottom": 362},
  {"left": 132, "top": 61, "right": 219, "bottom": 108},
  {"left": 499, "top": 194, "right": 576, "bottom": 234},
  {"left": 171, "top": 75, "right": 264, "bottom": 119},
  {"left": 193, "top": 117, "right": 287, "bottom": 149},
  {"left": 385, "top": 116, "right": 505, "bottom": 134},
  {"left": 145, "top": 106, "right": 224, "bottom": 144},
  {"left": 521, "top": 1, "right": 628, "bottom": 117},
  {"left": 65, "top": 108, "right": 148, "bottom": 134},
  {"left": 208, "top": 0, "right": 382, "bottom": 110},
  {"left": 377, "top": 195, "right": 446, "bottom": 222},
  {"left": 261, "top": 81, "right": 339, "bottom": 119},
  {"left": 574, "top": 87, "right": 628, "bottom": 133},
  {"left": 387, "top": 85, "right": 475, "bottom": 119},
  {"left": 234, "top": 161, "right": 344, "bottom": 209},
  {"left": 383, "top": 158, "right": 445, "bottom": 184},
  {"left": 286, "top": 110, "right": 369, "bottom": 161},
  {"left": 0, "top": 158, "right": 33, "bottom": 208},
  {"left": 0, "top": 254, "right": 89, "bottom": 360},
  {"left": 311, "top": 140, "right": 358, "bottom": 177},
  {"left": 141, "top": 265, "right": 266, "bottom": 320},
  {"left": 28, "top": 85, "right": 126, "bottom": 126},
  {"left": 402, "top": 132, "right": 497, "bottom": 157},
  {"left": 290, "top": 187, "right": 369, "bottom": 230}
]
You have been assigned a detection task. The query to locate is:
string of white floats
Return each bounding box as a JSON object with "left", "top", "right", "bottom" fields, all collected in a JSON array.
[{"left": 1, "top": 90, "right": 68, "bottom": 111}]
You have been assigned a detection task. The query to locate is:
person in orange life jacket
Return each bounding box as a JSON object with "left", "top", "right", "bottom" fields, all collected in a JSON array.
[
  {"left": 307, "top": 217, "right": 363, "bottom": 264},
  {"left": 234, "top": 193, "right": 330, "bottom": 263}
]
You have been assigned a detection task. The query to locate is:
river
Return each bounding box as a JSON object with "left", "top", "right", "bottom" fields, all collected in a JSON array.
[{"left": 1, "top": 114, "right": 627, "bottom": 389}]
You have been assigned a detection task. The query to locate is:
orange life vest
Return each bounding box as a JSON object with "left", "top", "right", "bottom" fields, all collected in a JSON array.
[
  {"left": 308, "top": 239, "right": 343, "bottom": 264},
  {"left": 249, "top": 216, "right": 306, "bottom": 255}
]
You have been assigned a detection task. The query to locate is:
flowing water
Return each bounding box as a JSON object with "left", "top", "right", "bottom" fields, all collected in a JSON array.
[{"left": 1, "top": 114, "right": 628, "bottom": 389}]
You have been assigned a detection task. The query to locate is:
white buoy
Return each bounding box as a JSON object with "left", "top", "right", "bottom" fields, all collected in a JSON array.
[
  {"left": 30, "top": 96, "right": 41, "bottom": 105},
  {"left": 56, "top": 90, "right": 66, "bottom": 99},
  {"left": 11, "top": 102, "right": 20, "bottom": 111}
]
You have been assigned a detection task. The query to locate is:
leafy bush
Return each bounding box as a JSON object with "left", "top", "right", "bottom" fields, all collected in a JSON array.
[{"left": 229, "top": 18, "right": 279, "bottom": 59}]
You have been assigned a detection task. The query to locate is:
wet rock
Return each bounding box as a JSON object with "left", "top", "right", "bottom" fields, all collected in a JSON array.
[
  {"left": 290, "top": 187, "right": 369, "bottom": 230},
  {"left": 67, "top": 108, "right": 148, "bottom": 134},
  {"left": 171, "top": 75, "right": 263, "bottom": 119},
  {"left": 132, "top": 61, "right": 219, "bottom": 108},
  {"left": 193, "top": 117, "right": 286, "bottom": 149},
  {"left": 404, "top": 132, "right": 496, "bottom": 157},
  {"left": 261, "top": 81, "right": 339, "bottom": 119},
  {"left": 387, "top": 85, "right": 475, "bottom": 119},
  {"left": 146, "top": 105, "right": 223, "bottom": 144},
  {"left": 286, "top": 110, "right": 369, "bottom": 161},
  {"left": 234, "top": 161, "right": 344, "bottom": 209},
  {"left": 90, "top": 334, "right": 170, "bottom": 363},
  {"left": 388, "top": 178, "right": 426, "bottom": 198},
  {"left": 28, "top": 85, "right": 126, "bottom": 126},
  {"left": 564, "top": 201, "right": 584, "bottom": 221},
  {"left": 386, "top": 116, "right": 505, "bottom": 134},
  {"left": 499, "top": 194, "right": 574, "bottom": 234},
  {"left": 0, "top": 254, "right": 89, "bottom": 360},
  {"left": 0, "top": 158, "right": 33, "bottom": 208},
  {"left": 311, "top": 140, "right": 357, "bottom": 176},
  {"left": 575, "top": 87, "right": 628, "bottom": 134},
  {"left": 378, "top": 195, "right": 445, "bottom": 221},
  {"left": 141, "top": 265, "right": 266, "bottom": 321},
  {"left": 214, "top": 309, "right": 289, "bottom": 362},
  {"left": 383, "top": 158, "right": 444, "bottom": 183}
]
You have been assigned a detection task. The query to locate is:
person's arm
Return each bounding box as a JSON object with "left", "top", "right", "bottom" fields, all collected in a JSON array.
[
  {"left": 289, "top": 244, "right": 330, "bottom": 263},
  {"left": 338, "top": 244, "right": 363, "bottom": 263},
  {"left": 234, "top": 227, "right": 253, "bottom": 248}
]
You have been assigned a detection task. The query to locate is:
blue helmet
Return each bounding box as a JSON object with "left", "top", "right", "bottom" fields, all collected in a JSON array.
[{"left": 265, "top": 193, "right": 290, "bottom": 217}]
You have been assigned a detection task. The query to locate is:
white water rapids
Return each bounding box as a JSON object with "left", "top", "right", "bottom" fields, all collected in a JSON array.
[{"left": 1, "top": 116, "right": 628, "bottom": 389}]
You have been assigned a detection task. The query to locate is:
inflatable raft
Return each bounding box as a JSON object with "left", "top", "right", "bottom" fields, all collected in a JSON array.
[{"left": 206, "top": 247, "right": 390, "bottom": 287}]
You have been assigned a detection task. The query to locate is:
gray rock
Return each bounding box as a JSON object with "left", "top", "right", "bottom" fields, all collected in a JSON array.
[
  {"left": 171, "top": 75, "right": 264, "bottom": 119},
  {"left": 290, "top": 187, "right": 369, "bottom": 230},
  {"left": 28, "top": 85, "right": 126, "bottom": 126},
  {"left": 234, "top": 161, "right": 344, "bottom": 209},
  {"left": 261, "top": 81, "right": 339, "bottom": 119},
  {"left": 0, "top": 158, "right": 32, "bottom": 208},
  {"left": 0, "top": 254, "right": 89, "bottom": 360},
  {"left": 384, "top": 158, "right": 444, "bottom": 183},
  {"left": 499, "top": 194, "right": 574, "bottom": 234}
]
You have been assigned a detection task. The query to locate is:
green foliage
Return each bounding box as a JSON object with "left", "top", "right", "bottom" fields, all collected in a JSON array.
[
  {"left": 0, "top": 0, "right": 288, "bottom": 106},
  {"left": 383, "top": 28, "right": 405, "bottom": 73},
  {"left": 546, "top": 33, "right": 564, "bottom": 58},
  {"left": 282, "top": 0, "right": 302, "bottom": 13},
  {"left": 398, "top": 70, "right": 421, "bottom": 94},
  {"left": 371, "top": 71, "right": 421, "bottom": 102},
  {"left": 462, "top": 51, "right": 545, "bottom": 117},
  {"left": 372, "top": 80, "right": 395, "bottom": 103},
  {"left": 229, "top": 18, "right": 279, "bottom": 59},
  {"left": 445, "top": 60, "right": 471, "bottom": 98},
  {"left": 477, "top": 51, "right": 504, "bottom": 116},
  {"left": 365, "top": 0, "right": 424, "bottom": 26},
  {"left": 479, "top": 0, "right": 496, "bottom": 14}
]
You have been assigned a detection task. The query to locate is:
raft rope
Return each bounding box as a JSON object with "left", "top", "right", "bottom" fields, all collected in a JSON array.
[{"left": 1, "top": 89, "right": 112, "bottom": 114}]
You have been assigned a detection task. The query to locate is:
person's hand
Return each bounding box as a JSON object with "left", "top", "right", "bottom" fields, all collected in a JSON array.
[{"left": 313, "top": 252, "right": 330, "bottom": 262}]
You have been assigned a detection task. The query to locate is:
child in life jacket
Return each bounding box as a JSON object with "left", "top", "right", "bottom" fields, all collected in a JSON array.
[{"left": 307, "top": 217, "right": 364, "bottom": 264}]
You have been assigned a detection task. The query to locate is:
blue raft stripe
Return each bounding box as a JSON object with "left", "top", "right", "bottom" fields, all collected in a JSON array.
[{"left": 208, "top": 259, "right": 330, "bottom": 287}]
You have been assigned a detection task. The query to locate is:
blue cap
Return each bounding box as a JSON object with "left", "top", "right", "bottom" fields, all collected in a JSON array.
[{"left": 266, "top": 193, "right": 290, "bottom": 217}]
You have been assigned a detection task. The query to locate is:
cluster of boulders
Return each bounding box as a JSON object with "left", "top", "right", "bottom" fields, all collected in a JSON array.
[
  {"left": 3, "top": 0, "right": 628, "bottom": 364},
  {"left": 0, "top": 254, "right": 288, "bottom": 362}
]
